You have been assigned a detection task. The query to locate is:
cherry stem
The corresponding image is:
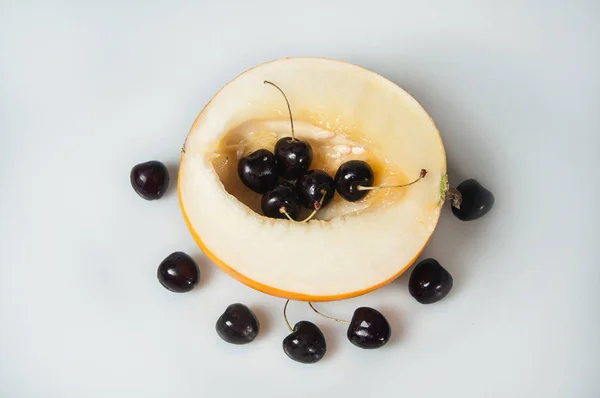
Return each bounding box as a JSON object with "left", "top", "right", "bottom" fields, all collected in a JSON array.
[
  {"left": 308, "top": 302, "right": 350, "bottom": 324},
  {"left": 358, "top": 169, "right": 428, "bottom": 191},
  {"left": 264, "top": 80, "right": 295, "bottom": 141},
  {"left": 283, "top": 299, "right": 293, "bottom": 332},
  {"left": 446, "top": 187, "right": 462, "bottom": 209},
  {"left": 279, "top": 190, "right": 326, "bottom": 223}
]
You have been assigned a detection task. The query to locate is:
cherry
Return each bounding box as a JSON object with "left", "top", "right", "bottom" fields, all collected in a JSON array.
[
  {"left": 283, "top": 321, "right": 327, "bottom": 364},
  {"left": 215, "top": 303, "right": 260, "bottom": 345},
  {"left": 408, "top": 258, "right": 453, "bottom": 304},
  {"left": 261, "top": 183, "right": 301, "bottom": 220},
  {"left": 334, "top": 160, "right": 374, "bottom": 202},
  {"left": 451, "top": 179, "right": 495, "bottom": 221},
  {"left": 237, "top": 149, "right": 278, "bottom": 194},
  {"left": 346, "top": 307, "right": 391, "bottom": 349},
  {"left": 307, "top": 303, "right": 391, "bottom": 350},
  {"left": 274, "top": 138, "right": 313, "bottom": 180},
  {"left": 282, "top": 300, "right": 327, "bottom": 364},
  {"left": 157, "top": 252, "right": 200, "bottom": 293},
  {"left": 130, "top": 160, "right": 169, "bottom": 200},
  {"left": 296, "top": 170, "right": 335, "bottom": 210},
  {"left": 335, "top": 161, "right": 428, "bottom": 202},
  {"left": 263, "top": 80, "right": 313, "bottom": 180}
]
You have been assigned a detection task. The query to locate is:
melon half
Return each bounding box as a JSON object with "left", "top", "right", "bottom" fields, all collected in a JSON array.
[{"left": 178, "top": 57, "right": 447, "bottom": 302}]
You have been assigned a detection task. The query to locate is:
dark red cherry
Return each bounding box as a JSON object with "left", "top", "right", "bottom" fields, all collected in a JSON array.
[
  {"left": 296, "top": 170, "right": 335, "bottom": 209},
  {"left": 451, "top": 179, "right": 495, "bottom": 221},
  {"left": 334, "top": 160, "right": 374, "bottom": 202},
  {"left": 347, "top": 307, "right": 391, "bottom": 349},
  {"left": 274, "top": 137, "right": 313, "bottom": 180},
  {"left": 215, "top": 303, "right": 260, "bottom": 345},
  {"left": 408, "top": 258, "right": 453, "bottom": 304},
  {"left": 130, "top": 160, "right": 169, "bottom": 200},
  {"left": 261, "top": 183, "right": 301, "bottom": 220},
  {"left": 237, "top": 149, "right": 278, "bottom": 194},
  {"left": 282, "top": 321, "right": 327, "bottom": 364},
  {"left": 157, "top": 251, "right": 200, "bottom": 293}
]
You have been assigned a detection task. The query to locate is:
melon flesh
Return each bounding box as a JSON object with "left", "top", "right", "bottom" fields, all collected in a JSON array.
[{"left": 179, "top": 58, "right": 447, "bottom": 300}]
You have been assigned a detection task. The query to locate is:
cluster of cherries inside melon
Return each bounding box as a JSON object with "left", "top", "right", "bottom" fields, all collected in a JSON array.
[
  {"left": 128, "top": 80, "right": 495, "bottom": 364},
  {"left": 237, "top": 81, "right": 429, "bottom": 224}
]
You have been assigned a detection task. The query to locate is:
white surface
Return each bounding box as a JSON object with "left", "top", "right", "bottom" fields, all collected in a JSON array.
[{"left": 0, "top": 0, "right": 598, "bottom": 397}]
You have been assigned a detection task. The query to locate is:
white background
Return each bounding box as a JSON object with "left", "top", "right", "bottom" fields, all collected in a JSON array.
[{"left": 1, "top": 0, "right": 599, "bottom": 397}]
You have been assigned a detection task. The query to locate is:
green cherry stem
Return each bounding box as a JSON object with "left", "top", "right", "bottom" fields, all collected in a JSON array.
[
  {"left": 264, "top": 80, "right": 296, "bottom": 141},
  {"left": 283, "top": 299, "right": 293, "bottom": 332},
  {"left": 308, "top": 302, "right": 350, "bottom": 325},
  {"left": 358, "top": 169, "right": 428, "bottom": 191}
]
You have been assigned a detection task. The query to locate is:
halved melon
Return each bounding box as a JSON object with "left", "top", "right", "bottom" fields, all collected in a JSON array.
[{"left": 178, "top": 57, "right": 447, "bottom": 302}]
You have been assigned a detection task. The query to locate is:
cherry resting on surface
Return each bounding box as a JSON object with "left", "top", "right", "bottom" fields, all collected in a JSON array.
[
  {"left": 237, "top": 149, "right": 278, "bottom": 194},
  {"left": 261, "top": 182, "right": 301, "bottom": 220},
  {"left": 130, "top": 160, "right": 169, "bottom": 200},
  {"left": 408, "top": 258, "right": 453, "bottom": 304},
  {"left": 307, "top": 302, "right": 391, "bottom": 350},
  {"left": 282, "top": 300, "right": 327, "bottom": 364},
  {"left": 347, "top": 307, "right": 391, "bottom": 349},
  {"left": 283, "top": 320, "right": 327, "bottom": 364},
  {"left": 296, "top": 169, "right": 335, "bottom": 209},
  {"left": 157, "top": 252, "right": 200, "bottom": 293},
  {"left": 451, "top": 179, "right": 495, "bottom": 221},
  {"left": 215, "top": 303, "right": 260, "bottom": 345}
]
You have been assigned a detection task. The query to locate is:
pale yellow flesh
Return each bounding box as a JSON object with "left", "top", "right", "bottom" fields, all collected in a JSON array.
[{"left": 179, "top": 58, "right": 446, "bottom": 298}]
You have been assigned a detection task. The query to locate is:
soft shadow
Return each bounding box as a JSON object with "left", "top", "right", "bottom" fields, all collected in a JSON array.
[
  {"left": 392, "top": 209, "right": 471, "bottom": 298},
  {"left": 377, "top": 306, "right": 404, "bottom": 348},
  {"left": 318, "top": 322, "right": 342, "bottom": 364},
  {"left": 190, "top": 252, "right": 216, "bottom": 289},
  {"left": 377, "top": 41, "right": 508, "bottom": 295},
  {"left": 164, "top": 161, "right": 180, "bottom": 199},
  {"left": 249, "top": 305, "right": 273, "bottom": 341}
]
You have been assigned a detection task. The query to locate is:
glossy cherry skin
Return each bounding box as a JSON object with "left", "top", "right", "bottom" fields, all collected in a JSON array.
[
  {"left": 347, "top": 307, "right": 391, "bottom": 349},
  {"left": 157, "top": 252, "right": 200, "bottom": 293},
  {"left": 237, "top": 149, "right": 278, "bottom": 194},
  {"left": 130, "top": 160, "right": 170, "bottom": 200},
  {"left": 274, "top": 137, "right": 313, "bottom": 180},
  {"left": 282, "top": 321, "right": 327, "bottom": 364},
  {"left": 296, "top": 170, "right": 335, "bottom": 209},
  {"left": 334, "top": 160, "right": 374, "bottom": 202},
  {"left": 451, "top": 179, "right": 495, "bottom": 221},
  {"left": 408, "top": 258, "right": 453, "bottom": 304},
  {"left": 261, "top": 183, "right": 301, "bottom": 220},
  {"left": 215, "top": 303, "right": 260, "bottom": 345}
]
